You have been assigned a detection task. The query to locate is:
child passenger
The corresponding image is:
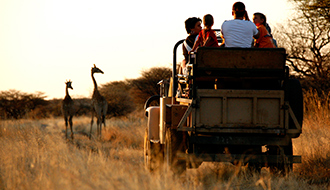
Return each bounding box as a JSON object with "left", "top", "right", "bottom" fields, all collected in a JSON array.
[
  {"left": 252, "top": 12, "right": 275, "bottom": 48},
  {"left": 189, "top": 14, "right": 219, "bottom": 53}
]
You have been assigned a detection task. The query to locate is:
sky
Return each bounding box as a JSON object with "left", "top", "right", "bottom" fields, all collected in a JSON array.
[{"left": 0, "top": 0, "right": 295, "bottom": 99}]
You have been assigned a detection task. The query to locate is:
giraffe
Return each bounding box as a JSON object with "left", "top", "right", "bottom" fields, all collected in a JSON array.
[
  {"left": 90, "top": 64, "right": 108, "bottom": 139},
  {"left": 61, "top": 80, "right": 75, "bottom": 140}
]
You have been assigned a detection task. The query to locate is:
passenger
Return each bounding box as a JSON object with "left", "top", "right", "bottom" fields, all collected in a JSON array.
[
  {"left": 220, "top": 2, "right": 260, "bottom": 48},
  {"left": 189, "top": 14, "right": 219, "bottom": 53},
  {"left": 176, "top": 17, "right": 202, "bottom": 97},
  {"left": 265, "top": 22, "right": 278, "bottom": 47},
  {"left": 180, "top": 17, "right": 202, "bottom": 75},
  {"left": 252, "top": 12, "right": 276, "bottom": 48}
]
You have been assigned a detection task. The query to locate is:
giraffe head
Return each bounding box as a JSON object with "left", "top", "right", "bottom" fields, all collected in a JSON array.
[
  {"left": 92, "top": 64, "right": 104, "bottom": 74},
  {"left": 65, "top": 80, "right": 73, "bottom": 90}
]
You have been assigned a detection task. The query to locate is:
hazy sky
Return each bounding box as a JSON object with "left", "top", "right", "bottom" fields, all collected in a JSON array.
[{"left": 0, "top": 0, "right": 294, "bottom": 99}]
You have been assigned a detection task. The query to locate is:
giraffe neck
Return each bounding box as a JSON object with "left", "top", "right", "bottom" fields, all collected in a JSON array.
[
  {"left": 92, "top": 72, "right": 98, "bottom": 91},
  {"left": 65, "top": 86, "right": 70, "bottom": 97}
]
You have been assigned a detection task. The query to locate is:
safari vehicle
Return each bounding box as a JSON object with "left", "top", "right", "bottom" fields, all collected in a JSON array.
[{"left": 144, "top": 40, "right": 303, "bottom": 174}]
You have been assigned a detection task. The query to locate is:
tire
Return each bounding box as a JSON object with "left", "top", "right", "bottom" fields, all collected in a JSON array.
[
  {"left": 231, "top": 146, "right": 262, "bottom": 173},
  {"left": 245, "top": 146, "right": 262, "bottom": 173},
  {"left": 285, "top": 79, "right": 303, "bottom": 129},
  {"left": 267, "top": 139, "right": 293, "bottom": 175},
  {"left": 164, "top": 128, "right": 186, "bottom": 175},
  {"left": 144, "top": 128, "right": 163, "bottom": 172}
]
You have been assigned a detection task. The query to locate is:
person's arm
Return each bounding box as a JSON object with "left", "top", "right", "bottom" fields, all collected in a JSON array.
[
  {"left": 183, "top": 41, "right": 188, "bottom": 61},
  {"left": 203, "top": 37, "right": 211, "bottom": 46},
  {"left": 219, "top": 29, "right": 225, "bottom": 47},
  {"left": 253, "top": 24, "right": 260, "bottom": 39},
  {"left": 253, "top": 30, "right": 260, "bottom": 39},
  {"left": 189, "top": 37, "right": 201, "bottom": 53}
]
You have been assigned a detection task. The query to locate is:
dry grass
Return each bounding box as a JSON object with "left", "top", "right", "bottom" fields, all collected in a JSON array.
[
  {"left": 293, "top": 89, "right": 330, "bottom": 185},
  {"left": 0, "top": 99, "right": 329, "bottom": 189}
]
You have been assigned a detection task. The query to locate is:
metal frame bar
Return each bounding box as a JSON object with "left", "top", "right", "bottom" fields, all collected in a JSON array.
[{"left": 177, "top": 153, "right": 301, "bottom": 163}]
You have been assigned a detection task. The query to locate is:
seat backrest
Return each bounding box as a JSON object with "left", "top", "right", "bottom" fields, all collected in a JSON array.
[{"left": 194, "top": 47, "right": 286, "bottom": 79}]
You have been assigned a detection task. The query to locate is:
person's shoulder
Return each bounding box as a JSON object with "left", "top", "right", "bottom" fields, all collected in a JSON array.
[
  {"left": 222, "top": 19, "right": 235, "bottom": 27},
  {"left": 186, "top": 34, "right": 197, "bottom": 42},
  {"left": 244, "top": 20, "right": 255, "bottom": 24},
  {"left": 222, "top": 20, "right": 234, "bottom": 24},
  {"left": 245, "top": 20, "right": 257, "bottom": 27},
  {"left": 258, "top": 25, "right": 268, "bottom": 32}
]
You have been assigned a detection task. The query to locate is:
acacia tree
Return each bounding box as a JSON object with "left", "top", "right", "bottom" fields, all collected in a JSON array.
[
  {"left": 276, "top": 0, "right": 330, "bottom": 92},
  {"left": 98, "top": 67, "right": 172, "bottom": 115},
  {"left": 0, "top": 90, "right": 47, "bottom": 119},
  {"left": 99, "top": 81, "right": 135, "bottom": 117},
  {"left": 128, "top": 67, "right": 172, "bottom": 106}
]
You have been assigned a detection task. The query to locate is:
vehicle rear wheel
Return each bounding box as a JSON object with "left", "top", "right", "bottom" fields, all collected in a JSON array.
[
  {"left": 267, "top": 140, "right": 293, "bottom": 175},
  {"left": 231, "top": 146, "right": 262, "bottom": 173},
  {"left": 164, "top": 128, "right": 186, "bottom": 175},
  {"left": 245, "top": 146, "right": 262, "bottom": 173},
  {"left": 144, "top": 128, "right": 163, "bottom": 172}
]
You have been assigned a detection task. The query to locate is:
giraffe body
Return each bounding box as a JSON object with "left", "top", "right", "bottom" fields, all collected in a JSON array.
[
  {"left": 61, "top": 80, "right": 74, "bottom": 140},
  {"left": 90, "top": 64, "right": 108, "bottom": 139}
]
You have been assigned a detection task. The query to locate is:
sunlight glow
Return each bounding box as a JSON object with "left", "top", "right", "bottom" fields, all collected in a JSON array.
[{"left": 0, "top": 0, "right": 293, "bottom": 99}]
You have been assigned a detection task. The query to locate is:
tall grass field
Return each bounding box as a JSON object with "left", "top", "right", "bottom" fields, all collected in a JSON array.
[{"left": 0, "top": 90, "right": 329, "bottom": 189}]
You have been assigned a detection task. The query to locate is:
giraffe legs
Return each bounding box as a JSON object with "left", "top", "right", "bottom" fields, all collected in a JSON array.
[
  {"left": 64, "top": 116, "right": 68, "bottom": 140},
  {"left": 90, "top": 112, "right": 94, "bottom": 139},
  {"left": 69, "top": 115, "right": 73, "bottom": 140},
  {"left": 102, "top": 115, "right": 106, "bottom": 129},
  {"left": 98, "top": 115, "right": 106, "bottom": 138},
  {"left": 64, "top": 115, "right": 74, "bottom": 141},
  {"left": 90, "top": 109, "right": 106, "bottom": 140},
  {"left": 97, "top": 117, "right": 101, "bottom": 137}
]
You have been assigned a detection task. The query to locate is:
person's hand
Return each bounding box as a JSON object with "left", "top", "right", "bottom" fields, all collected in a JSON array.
[{"left": 244, "top": 11, "right": 250, "bottom": 21}]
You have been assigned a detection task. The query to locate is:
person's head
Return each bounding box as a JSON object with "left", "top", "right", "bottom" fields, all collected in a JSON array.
[
  {"left": 232, "top": 2, "right": 246, "bottom": 18},
  {"left": 253, "top": 12, "right": 267, "bottom": 26},
  {"left": 203, "top": 14, "right": 214, "bottom": 28},
  {"left": 185, "top": 17, "right": 202, "bottom": 34}
]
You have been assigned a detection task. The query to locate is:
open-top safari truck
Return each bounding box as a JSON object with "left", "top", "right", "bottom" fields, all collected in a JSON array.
[{"left": 144, "top": 40, "right": 303, "bottom": 174}]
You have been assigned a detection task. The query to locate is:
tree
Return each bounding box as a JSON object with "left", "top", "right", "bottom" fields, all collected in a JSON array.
[
  {"left": 0, "top": 90, "right": 47, "bottom": 119},
  {"left": 99, "top": 81, "right": 135, "bottom": 117},
  {"left": 128, "top": 67, "right": 172, "bottom": 105},
  {"left": 276, "top": 0, "right": 330, "bottom": 93}
]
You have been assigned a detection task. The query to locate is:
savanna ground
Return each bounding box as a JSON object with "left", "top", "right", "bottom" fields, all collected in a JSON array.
[{"left": 0, "top": 90, "right": 330, "bottom": 189}]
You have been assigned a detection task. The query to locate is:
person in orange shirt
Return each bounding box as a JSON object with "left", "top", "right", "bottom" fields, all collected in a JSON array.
[
  {"left": 252, "top": 12, "right": 275, "bottom": 48},
  {"left": 189, "top": 14, "right": 219, "bottom": 53}
]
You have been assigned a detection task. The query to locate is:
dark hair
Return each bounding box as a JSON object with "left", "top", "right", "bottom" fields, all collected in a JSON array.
[
  {"left": 232, "top": 2, "right": 246, "bottom": 18},
  {"left": 265, "top": 23, "right": 271, "bottom": 34},
  {"left": 185, "top": 17, "right": 202, "bottom": 34},
  {"left": 253, "top": 12, "right": 267, "bottom": 26},
  {"left": 203, "top": 14, "right": 214, "bottom": 27}
]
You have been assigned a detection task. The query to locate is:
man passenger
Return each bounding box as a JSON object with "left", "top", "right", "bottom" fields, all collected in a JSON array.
[{"left": 221, "top": 2, "right": 260, "bottom": 48}]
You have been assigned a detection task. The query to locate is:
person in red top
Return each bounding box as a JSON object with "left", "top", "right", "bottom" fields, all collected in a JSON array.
[
  {"left": 190, "top": 14, "right": 219, "bottom": 53},
  {"left": 252, "top": 12, "right": 275, "bottom": 48}
]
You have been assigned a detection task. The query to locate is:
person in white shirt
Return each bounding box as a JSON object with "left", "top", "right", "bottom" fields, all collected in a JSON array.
[{"left": 221, "top": 2, "right": 260, "bottom": 48}]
